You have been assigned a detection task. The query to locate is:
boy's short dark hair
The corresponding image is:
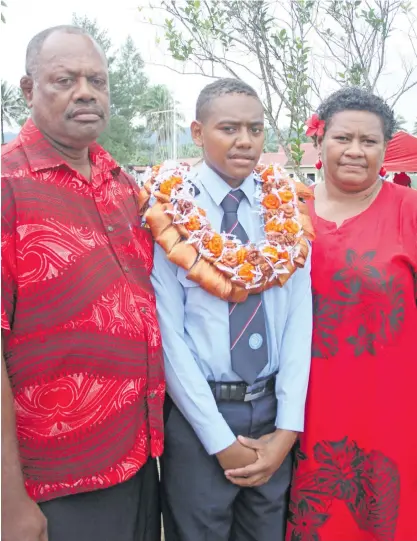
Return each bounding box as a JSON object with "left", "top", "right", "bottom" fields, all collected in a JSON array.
[{"left": 196, "top": 78, "right": 261, "bottom": 121}]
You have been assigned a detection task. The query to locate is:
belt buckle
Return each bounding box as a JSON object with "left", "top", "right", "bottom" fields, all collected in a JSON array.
[{"left": 244, "top": 384, "right": 266, "bottom": 402}]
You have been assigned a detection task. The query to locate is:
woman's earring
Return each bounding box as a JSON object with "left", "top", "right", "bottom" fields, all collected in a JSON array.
[
  {"left": 379, "top": 167, "right": 387, "bottom": 178},
  {"left": 315, "top": 159, "right": 323, "bottom": 170}
]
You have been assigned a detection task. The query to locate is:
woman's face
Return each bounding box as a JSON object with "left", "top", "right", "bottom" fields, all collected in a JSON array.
[{"left": 319, "top": 110, "right": 387, "bottom": 193}]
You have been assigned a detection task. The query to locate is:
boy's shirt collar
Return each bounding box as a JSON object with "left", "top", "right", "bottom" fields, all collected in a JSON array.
[{"left": 198, "top": 161, "right": 256, "bottom": 208}]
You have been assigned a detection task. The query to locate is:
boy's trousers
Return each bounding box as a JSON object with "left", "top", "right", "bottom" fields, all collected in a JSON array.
[{"left": 161, "top": 391, "right": 293, "bottom": 541}]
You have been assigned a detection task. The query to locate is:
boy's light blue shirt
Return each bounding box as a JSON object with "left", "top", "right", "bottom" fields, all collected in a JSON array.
[{"left": 151, "top": 162, "right": 312, "bottom": 455}]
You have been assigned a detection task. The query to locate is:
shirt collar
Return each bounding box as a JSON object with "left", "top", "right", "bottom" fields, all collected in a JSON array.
[
  {"left": 198, "top": 162, "right": 256, "bottom": 207},
  {"left": 19, "top": 119, "right": 120, "bottom": 177}
]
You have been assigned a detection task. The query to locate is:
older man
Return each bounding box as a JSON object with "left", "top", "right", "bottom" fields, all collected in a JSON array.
[{"left": 1, "top": 26, "right": 164, "bottom": 541}]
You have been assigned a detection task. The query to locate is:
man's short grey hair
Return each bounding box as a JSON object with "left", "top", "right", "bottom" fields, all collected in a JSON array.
[
  {"left": 196, "top": 78, "right": 261, "bottom": 121},
  {"left": 25, "top": 25, "right": 102, "bottom": 77}
]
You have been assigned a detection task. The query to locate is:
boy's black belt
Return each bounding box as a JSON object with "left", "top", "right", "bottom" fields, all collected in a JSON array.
[{"left": 208, "top": 375, "right": 276, "bottom": 402}]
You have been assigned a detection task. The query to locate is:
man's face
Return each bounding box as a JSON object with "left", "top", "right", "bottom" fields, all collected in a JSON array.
[
  {"left": 22, "top": 32, "right": 110, "bottom": 149},
  {"left": 191, "top": 93, "right": 265, "bottom": 186}
]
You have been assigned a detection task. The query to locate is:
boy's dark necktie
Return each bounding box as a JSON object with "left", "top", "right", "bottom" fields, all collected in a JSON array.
[{"left": 220, "top": 189, "right": 268, "bottom": 384}]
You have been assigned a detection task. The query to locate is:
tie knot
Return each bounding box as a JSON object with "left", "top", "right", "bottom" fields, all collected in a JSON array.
[{"left": 221, "top": 189, "right": 245, "bottom": 213}]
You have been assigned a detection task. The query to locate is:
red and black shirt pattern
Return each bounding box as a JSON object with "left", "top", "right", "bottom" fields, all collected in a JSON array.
[{"left": 1, "top": 120, "right": 165, "bottom": 502}]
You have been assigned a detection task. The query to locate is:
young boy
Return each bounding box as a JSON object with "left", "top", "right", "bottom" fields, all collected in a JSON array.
[{"left": 151, "top": 78, "right": 312, "bottom": 541}]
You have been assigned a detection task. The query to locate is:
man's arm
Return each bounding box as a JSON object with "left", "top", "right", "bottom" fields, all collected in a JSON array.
[
  {"left": 1, "top": 176, "right": 48, "bottom": 540},
  {"left": 151, "top": 245, "right": 256, "bottom": 468},
  {"left": 2, "top": 350, "right": 26, "bottom": 501},
  {"left": 225, "top": 250, "right": 313, "bottom": 486},
  {"left": 2, "top": 345, "right": 48, "bottom": 541}
]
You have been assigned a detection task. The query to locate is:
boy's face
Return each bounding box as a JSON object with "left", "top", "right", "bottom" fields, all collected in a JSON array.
[{"left": 191, "top": 93, "right": 265, "bottom": 187}]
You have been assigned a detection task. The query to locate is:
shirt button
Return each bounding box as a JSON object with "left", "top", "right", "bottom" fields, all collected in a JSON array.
[
  {"left": 140, "top": 307, "right": 147, "bottom": 313},
  {"left": 124, "top": 266, "right": 129, "bottom": 273},
  {"left": 107, "top": 225, "right": 114, "bottom": 232},
  {"left": 149, "top": 392, "right": 156, "bottom": 399}
]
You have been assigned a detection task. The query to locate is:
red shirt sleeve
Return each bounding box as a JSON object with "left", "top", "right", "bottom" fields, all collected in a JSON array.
[{"left": 1, "top": 178, "right": 17, "bottom": 332}]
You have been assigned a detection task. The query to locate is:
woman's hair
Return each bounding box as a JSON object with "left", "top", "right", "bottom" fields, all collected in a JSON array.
[{"left": 317, "top": 87, "right": 395, "bottom": 142}]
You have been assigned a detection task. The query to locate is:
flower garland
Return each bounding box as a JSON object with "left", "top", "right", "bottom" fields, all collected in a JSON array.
[{"left": 139, "top": 161, "right": 315, "bottom": 303}]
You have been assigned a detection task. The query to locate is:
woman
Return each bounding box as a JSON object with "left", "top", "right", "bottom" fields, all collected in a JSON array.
[{"left": 287, "top": 87, "right": 417, "bottom": 541}]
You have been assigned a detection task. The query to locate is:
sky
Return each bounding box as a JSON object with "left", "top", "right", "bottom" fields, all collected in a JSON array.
[{"left": 1, "top": 0, "right": 417, "bottom": 131}]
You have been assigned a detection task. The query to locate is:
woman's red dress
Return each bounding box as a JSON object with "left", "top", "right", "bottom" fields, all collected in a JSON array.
[{"left": 287, "top": 182, "right": 417, "bottom": 541}]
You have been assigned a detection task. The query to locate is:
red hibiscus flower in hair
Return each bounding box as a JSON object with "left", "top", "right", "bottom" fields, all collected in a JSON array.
[{"left": 305, "top": 114, "right": 325, "bottom": 137}]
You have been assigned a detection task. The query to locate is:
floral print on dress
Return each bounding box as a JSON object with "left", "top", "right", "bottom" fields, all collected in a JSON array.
[
  {"left": 288, "top": 438, "right": 400, "bottom": 541},
  {"left": 313, "top": 249, "right": 405, "bottom": 359}
]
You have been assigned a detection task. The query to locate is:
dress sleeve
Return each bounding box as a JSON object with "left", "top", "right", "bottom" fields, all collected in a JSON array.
[
  {"left": 1, "top": 178, "right": 18, "bottom": 332},
  {"left": 400, "top": 189, "right": 417, "bottom": 303},
  {"left": 400, "top": 190, "right": 417, "bottom": 261}
]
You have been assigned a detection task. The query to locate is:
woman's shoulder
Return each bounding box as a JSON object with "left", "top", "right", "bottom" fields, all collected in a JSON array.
[
  {"left": 383, "top": 183, "right": 417, "bottom": 224},
  {"left": 383, "top": 182, "right": 417, "bottom": 207},
  {"left": 383, "top": 183, "right": 417, "bottom": 245}
]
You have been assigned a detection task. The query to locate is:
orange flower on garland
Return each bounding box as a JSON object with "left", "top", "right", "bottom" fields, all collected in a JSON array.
[
  {"left": 160, "top": 175, "right": 182, "bottom": 196},
  {"left": 186, "top": 216, "right": 202, "bottom": 231},
  {"left": 262, "top": 193, "right": 280, "bottom": 210},
  {"left": 159, "top": 179, "right": 173, "bottom": 196},
  {"left": 305, "top": 113, "right": 325, "bottom": 137},
  {"left": 207, "top": 234, "right": 223, "bottom": 257},
  {"left": 142, "top": 160, "right": 313, "bottom": 292},
  {"left": 265, "top": 221, "right": 284, "bottom": 233},
  {"left": 237, "top": 248, "right": 247, "bottom": 265},
  {"left": 284, "top": 220, "right": 300, "bottom": 234},
  {"left": 262, "top": 246, "right": 279, "bottom": 263},
  {"left": 279, "top": 190, "right": 294, "bottom": 203},
  {"left": 238, "top": 262, "right": 256, "bottom": 282},
  {"left": 260, "top": 165, "right": 274, "bottom": 182}
]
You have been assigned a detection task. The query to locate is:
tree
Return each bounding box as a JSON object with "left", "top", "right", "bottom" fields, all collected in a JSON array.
[
  {"left": 98, "top": 117, "right": 146, "bottom": 165},
  {"left": 314, "top": 0, "right": 417, "bottom": 107},
  {"left": 146, "top": 0, "right": 417, "bottom": 175},
  {"left": 1, "top": 0, "right": 7, "bottom": 24},
  {"left": 141, "top": 84, "right": 185, "bottom": 161},
  {"left": 96, "top": 33, "right": 151, "bottom": 163},
  {"left": 72, "top": 14, "right": 113, "bottom": 56},
  {"left": 71, "top": 14, "right": 183, "bottom": 165},
  {"left": 263, "top": 128, "right": 279, "bottom": 153},
  {"left": 71, "top": 15, "right": 147, "bottom": 164},
  {"left": 263, "top": 125, "right": 308, "bottom": 152},
  {"left": 152, "top": 0, "right": 315, "bottom": 171},
  {"left": 394, "top": 114, "right": 407, "bottom": 132},
  {"left": 141, "top": 84, "right": 184, "bottom": 143},
  {"left": 111, "top": 36, "right": 149, "bottom": 121},
  {"left": 1, "top": 82, "right": 28, "bottom": 144},
  {"left": 177, "top": 142, "right": 203, "bottom": 159}
]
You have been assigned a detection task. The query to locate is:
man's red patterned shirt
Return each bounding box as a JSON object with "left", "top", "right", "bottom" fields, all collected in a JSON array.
[{"left": 1, "top": 120, "right": 165, "bottom": 502}]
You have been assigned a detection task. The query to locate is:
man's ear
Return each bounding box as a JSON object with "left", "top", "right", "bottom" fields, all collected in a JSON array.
[
  {"left": 20, "top": 76, "right": 34, "bottom": 108},
  {"left": 190, "top": 120, "right": 204, "bottom": 148}
]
